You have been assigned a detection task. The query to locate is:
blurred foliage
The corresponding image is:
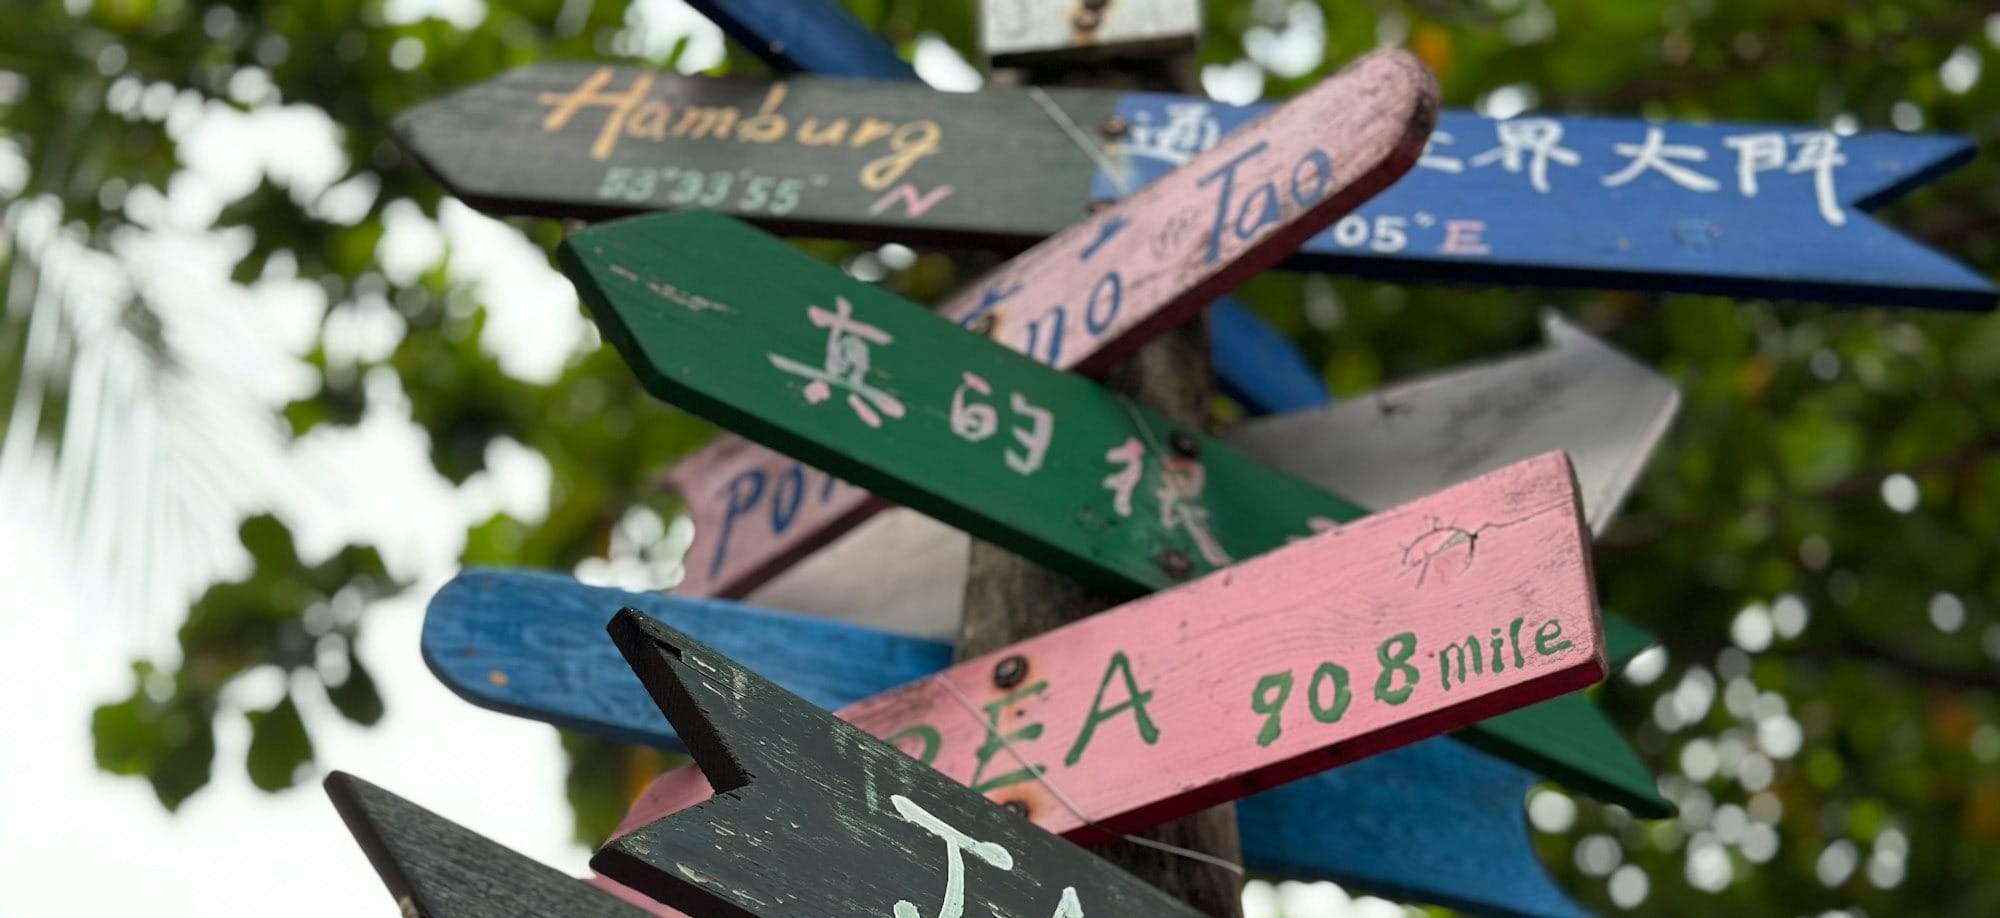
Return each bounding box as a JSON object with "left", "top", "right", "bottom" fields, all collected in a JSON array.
[{"left": 4, "top": 0, "right": 2000, "bottom": 915}]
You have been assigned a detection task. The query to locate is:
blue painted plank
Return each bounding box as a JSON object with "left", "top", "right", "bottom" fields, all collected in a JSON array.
[
  {"left": 683, "top": 0, "right": 916, "bottom": 81},
  {"left": 1210, "top": 299, "right": 1332, "bottom": 414},
  {"left": 692, "top": 1, "right": 1991, "bottom": 309},
  {"left": 1095, "top": 101, "right": 1991, "bottom": 309},
  {"left": 423, "top": 568, "right": 951, "bottom": 748},
  {"left": 426, "top": 569, "right": 1606, "bottom": 917},
  {"left": 1242, "top": 740, "right": 1587, "bottom": 918}
]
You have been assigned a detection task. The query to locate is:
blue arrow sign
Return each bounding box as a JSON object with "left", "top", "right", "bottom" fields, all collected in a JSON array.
[
  {"left": 689, "top": 0, "right": 1991, "bottom": 310},
  {"left": 424, "top": 568, "right": 1651, "bottom": 918},
  {"left": 1096, "top": 102, "right": 1990, "bottom": 309}
]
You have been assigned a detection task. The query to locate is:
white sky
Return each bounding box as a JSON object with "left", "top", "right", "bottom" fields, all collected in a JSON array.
[{"left": 0, "top": 3, "right": 1414, "bottom": 914}]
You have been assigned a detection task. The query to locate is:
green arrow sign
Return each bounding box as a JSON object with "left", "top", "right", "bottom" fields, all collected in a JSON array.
[{"left": 564, "top": 210, "right": 1360, "bottom": 595}]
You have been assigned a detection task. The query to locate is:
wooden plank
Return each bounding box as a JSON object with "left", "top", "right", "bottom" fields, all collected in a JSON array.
[
  {"left": 1238, "top": 740, "right": 1590, "bottom": 918},
  {"left": 422, "top": 568, "right": 953, "bottom": 746},
  {"left": 1231, "top": 308, "right": 1681, "bottom": 539},
  {"left": 596, "top": 609, "right": 1208, "bottom": 918},
  {"left": 1209, "top": 299, "right": 1333, "bottom": 415},
  {"left": 396, "top": 66, "right": 1995, "bottom": 309},
  {"left": 324, "top": 772, "right": 652, "bottom": 917},
  {"left": 559, "top": 209, "right": 1668, "bottom": 804},
  {"left": 681, "top": 0, "right": 917, "bottom": 81},
  {"left": 422, "top": 568, "right": 1621, "bottom": 916},
  {"left": 423, "top": 569, "right": 1668, "bottom": 813},
  {"left": 980, "top": 0, "right": 1203, "bottom": 66}
]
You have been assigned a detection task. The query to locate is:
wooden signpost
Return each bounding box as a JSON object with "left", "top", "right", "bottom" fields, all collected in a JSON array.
[
  {"left": 598, "top": 609, "right": 1210, "bottom": 917},
  {"left": 325, "top": 772, "right": 652, "bottom": 917},
  {"left": 422, "top": 568, "right": 1621, "bottom": 917},
  {"left": 556, "top": 210, "right": 1670, "bottom": 812},
  {"left": 396, "top": 68, "right": 1994, "bottom": 309},
  {"left": 980, "top": 0, "right": 1203, "bottom": 66}
]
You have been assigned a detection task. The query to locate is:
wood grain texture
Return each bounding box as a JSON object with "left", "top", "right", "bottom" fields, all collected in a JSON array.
[
  {"left": 1238, "top": 740, "right": 1590, "bottom": 918},
  {"left": 956, "top": 301, "right": 1243, "bottom": 916},
  {"left": 420, "top": 567, "right": 1644, "bottom": 914},
  {"left": 980, "top": 0, "right": 1203, "bottom": 66},
  {"left": 1209, "top": 298, "right": 1334, "bottom": 414},
  {"left": 594, "top": 610, "right": 1206, "bottom": 918},
  {"left": 422, "top": 568, "right": 953, "bottom": 746},
  {"left": 660, "top": 47, "right": 1438, "bottom": 601},
  {"left": 396, "top": 65, "right": 1993, "bottom": 309},
  {"left": 680, "top": 0, "right": 917, "bottom": 80},
  {"left": 1230, "top": 309, "right": 1681, "bottom": 539},
  {"left": 325, "top": 772, "right": 650, "bottom": 918},
  {"left": 614, "top": 453, "right": 1604, "bottom": 849}
]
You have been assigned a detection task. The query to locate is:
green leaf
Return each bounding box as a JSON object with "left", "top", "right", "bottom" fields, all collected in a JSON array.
[
  {"left": 245, "top": 695, "right": 314, "bottom": 792},
  {"left": 327, "top": 654, "right": 385, "bottom": 727}
]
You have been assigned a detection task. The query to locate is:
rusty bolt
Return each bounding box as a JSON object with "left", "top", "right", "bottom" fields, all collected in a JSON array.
[
  {"left": 1156, "top": 548, "right": 1194, "bottom": 580},
  {"left": 1168, "top": 430, "right": 1200, "bottom": 458},
  {"left": 1099, "top": 115, "right": 1129, "bottom": 138},
  {"left": 993, "top": 654, "right": 1029, "bottom": 688},
  {"left": 967, "top": 312, "right": 998, "bottom": 337},
  {"left": 1002, "top": 799, "right": 1030, "bottom": 817}
]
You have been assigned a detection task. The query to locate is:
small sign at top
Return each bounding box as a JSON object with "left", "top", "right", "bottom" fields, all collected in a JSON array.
[{"left": 981, "top": 0, "right": 1203, "bottom": 66}]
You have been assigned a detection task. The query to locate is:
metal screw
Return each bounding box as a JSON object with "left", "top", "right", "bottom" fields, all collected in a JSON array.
[
  {"left": 1002, "top": 799, "right": 1030, "bottom": 817},
  {"left": 1099, "top": 115, "right": 1129, "bottom": 138},
  {"left": 993, "top": 655, "right": 1029, "bottom": 688},
  {"left": 1074, "top": 8, "right": 1102, "bottom": 30},
  {"left": 1156, "top": 548, "right": 1194, "bottom": 580},
  {"left": 1168, "top": 430, "right": 1200, "bottom": 458},
  {"left": 967, "top": 312, "right": 998, "bottom": 337}
]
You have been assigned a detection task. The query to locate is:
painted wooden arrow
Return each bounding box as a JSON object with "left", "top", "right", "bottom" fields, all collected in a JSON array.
[
  {"left": 422, "top": 561, "right": 1651, "bottom": 916},
  {"left": 598, "top": 454, "right": 1602, "bottom": 907},
  {"left": 598, "top": 608, "right": 1210, "bottom": 917},
  {"left": 397, "top": 65, "right": 1992, "bottom": 309},
  {"left": 558, "top": 210, "right": 1667, "bottom": 811},
  {"left": 1232, "top": 308, "right": 1681, "bottom": 540},
  {"left": 702, "top": 309, "right": 1675, "bottom": 638},
  {"left": 324, "top": 771, "right": 654, "bottom": 917}
]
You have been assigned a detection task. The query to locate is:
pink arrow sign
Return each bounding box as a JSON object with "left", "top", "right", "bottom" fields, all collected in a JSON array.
[
  {"left": 665, "top": 48, "right": 1437, "bottom": 601},
  {"left": 596, "top": 452, "right": 1602, "bottom": 913}
]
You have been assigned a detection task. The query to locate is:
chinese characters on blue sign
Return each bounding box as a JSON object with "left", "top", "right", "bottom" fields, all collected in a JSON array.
[{"left": 1097, "top": 99, "right": 1992, "bottom": 309}]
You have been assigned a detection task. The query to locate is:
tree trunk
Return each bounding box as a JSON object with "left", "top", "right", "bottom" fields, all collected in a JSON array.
[{"left": 956, "top": 202, "right": 1245, "bottom": 917}]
